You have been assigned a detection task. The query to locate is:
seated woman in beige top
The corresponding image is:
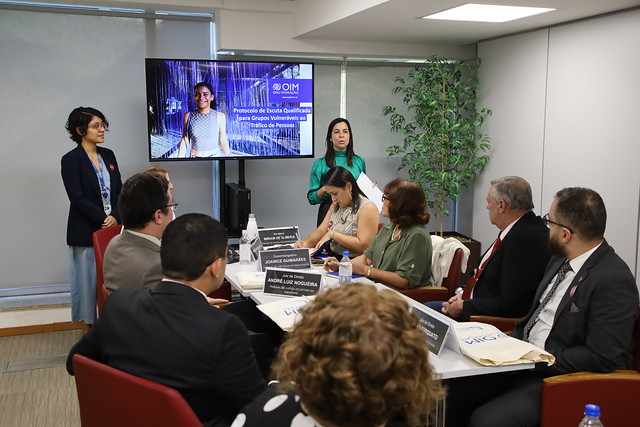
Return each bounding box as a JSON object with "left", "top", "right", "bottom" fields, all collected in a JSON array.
[{"left": 294, "top": 166, "right": 378, "bottom": 257}]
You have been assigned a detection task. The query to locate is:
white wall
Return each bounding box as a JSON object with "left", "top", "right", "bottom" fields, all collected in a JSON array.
[
  {"left": 476, "top": 9, "right": 640, "bottom": 280},
  {"left": 0, "top": 10, "right": 212, "bottom": 291}
]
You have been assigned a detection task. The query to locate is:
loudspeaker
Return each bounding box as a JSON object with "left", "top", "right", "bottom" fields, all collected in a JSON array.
[{"left": 226, "top": 183, "right": 251, "bottom": 236}]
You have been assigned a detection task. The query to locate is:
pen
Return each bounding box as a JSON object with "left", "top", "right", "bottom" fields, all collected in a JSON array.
[{"left": 326, "top": 260, "right": 339, "bottom": 265}]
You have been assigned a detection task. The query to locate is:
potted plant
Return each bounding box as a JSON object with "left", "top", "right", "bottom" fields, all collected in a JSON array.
[{"left": 382, "top": 55, "right": 492, "bottom": 235}]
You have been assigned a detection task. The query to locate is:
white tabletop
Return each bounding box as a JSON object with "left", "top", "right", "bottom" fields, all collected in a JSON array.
[{"left": 224, "top": 262, "right": 534, "bottom": 380}]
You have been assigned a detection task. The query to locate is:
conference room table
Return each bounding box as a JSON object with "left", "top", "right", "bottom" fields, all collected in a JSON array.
[
  {"left": 224, "top": 261, "right": 534, "bottom": 380},
  {"left": 225, "top": 261, "right": 534, "bottom": 426}
]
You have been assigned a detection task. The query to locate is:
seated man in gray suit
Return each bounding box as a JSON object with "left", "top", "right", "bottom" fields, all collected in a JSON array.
[
  {"left": 68, "top": 214, "right": 267, "bottom": 426},
  {"left": 446, "top": 187, "right": 639, "bottom": 427},
  {"left": 104, "top": 172, "right": 174, "bottom": 291}
]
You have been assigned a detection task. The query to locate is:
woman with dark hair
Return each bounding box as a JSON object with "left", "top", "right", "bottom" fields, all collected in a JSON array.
[
  {"left": 325, "top": 179, "right": 432, "bottom": 289},
  {"left": 295, "top": 166, "right": 378, "bottom": 257},
  {"left": 61, "top": 106, "right": 122, "bottom": 329},
  {"left": 231, "top": 283, "right": 444, "bottom": 427},
  {"left": 307, "top": 118, "right": 367, "bottom": 226},
  {"left": 177, "top": 81, "right": 230, "bottom": 157}
]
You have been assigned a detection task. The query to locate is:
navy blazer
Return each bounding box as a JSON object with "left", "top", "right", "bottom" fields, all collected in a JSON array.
[
  {"left": 512, "top": 240, "right": 639, "bottom": 376},
  {"left": 462, "top": 211, "right": 551, "bottom": 320},
  {"left": 67, "top": 281, "right": 267, "bottom": 427},
  {"left": 61, "top": 145, "right": 122, "bottom": 246}
]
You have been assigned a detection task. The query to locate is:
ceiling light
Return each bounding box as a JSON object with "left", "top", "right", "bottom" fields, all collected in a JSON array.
[{"left": 422, "top": 4, "right": 555, "bottom": 23}]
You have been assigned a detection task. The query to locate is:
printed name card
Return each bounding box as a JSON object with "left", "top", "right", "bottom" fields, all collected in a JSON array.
[
  {"left": 258, "top": 227, "right": 299, "bottom": 248},
  {"left": 413, "top": 307, "right": 450, "bottom": 356},
  {"left": 258, "top": 248, "right": 311, "bottom": 271},
  {"left": 263, "top": 268, "right": 323, "bottom": 297}
]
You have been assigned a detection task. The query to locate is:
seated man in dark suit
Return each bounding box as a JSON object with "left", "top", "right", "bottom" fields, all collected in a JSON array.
[
  {"left": 103, "top": 172, "right": 172, "bottom": 291},
  {"left": 439, "top": 176, "right": 550, "bottom": 320},
  {"left": 67, "top": 213, "right": 267, "bottom": 427},
  {"left": 446, "top": 187, "right": 639, "bottom": 427}
]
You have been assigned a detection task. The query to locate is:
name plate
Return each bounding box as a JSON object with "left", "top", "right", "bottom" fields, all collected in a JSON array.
[
  {"left": 258, "top": 227, "right": 299, "bottom": 248},
  {"left": 263, "top": 268, "right": 323, "bottom": 297},
  {"left": 259, "top": 248, "right": 311, "bottom": 271},
  {"left": 413, "top": 307, "right": 450, "bottom": 356}
]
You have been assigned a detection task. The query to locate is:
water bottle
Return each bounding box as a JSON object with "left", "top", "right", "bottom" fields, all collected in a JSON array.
[
  {"left": 338, "top": 251, "right": 352, "bottom": 284},
  {"left": 239, "top": 230, "right": 252, "bottom": 264},
  {"left": 246, "top": 213, "right": 259, "bottom": 241},
  {"left": 578, "top": 404, "right": 604, "bottom": 426}
]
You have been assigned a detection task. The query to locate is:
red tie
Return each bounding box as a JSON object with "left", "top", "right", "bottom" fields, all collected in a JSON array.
[{"left": 462, "top": 234, "right": 501, "bottom": 300}]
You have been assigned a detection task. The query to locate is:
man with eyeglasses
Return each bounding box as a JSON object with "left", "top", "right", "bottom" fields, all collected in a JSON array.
[
  {"left": 436, "top": 176, "right": 550, "bottom": 321},
  {"left": 446, "top": 187, "right": 639, "bottom": 427},
  {"left": 103, "top": 172, "right": 176, "bottom": 291},
  {"left": 68, "top": 214, "right": 267, "bottom": 426}
]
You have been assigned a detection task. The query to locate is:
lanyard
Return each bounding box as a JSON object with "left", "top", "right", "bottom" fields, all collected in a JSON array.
[{"left": 87, "top": 153, "right": 112, "bottom": 214}]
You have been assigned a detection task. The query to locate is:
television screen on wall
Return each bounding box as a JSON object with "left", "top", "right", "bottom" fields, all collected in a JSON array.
[{"left": 145, "top": 59, "right": 314, "bottom": 161}]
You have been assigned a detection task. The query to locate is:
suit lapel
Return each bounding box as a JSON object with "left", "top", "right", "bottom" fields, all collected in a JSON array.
[
  {"left": 553, "top": 240, "right": 609, "bottom": 320},
  {"left": 480, "top": 211, "right": 535, "bottom": 271}
]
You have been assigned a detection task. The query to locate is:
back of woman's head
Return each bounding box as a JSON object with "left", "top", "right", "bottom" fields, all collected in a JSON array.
[
  {"left": 274, "top": 283, "right": 443, "bottom": 427},
  {"left": 384, "top": 179, "right": 430, "bottom": 228}
]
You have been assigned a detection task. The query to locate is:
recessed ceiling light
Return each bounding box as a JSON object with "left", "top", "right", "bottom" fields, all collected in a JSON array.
[{"left": 422, "top": 4, "right": 555, "bottom": 23}]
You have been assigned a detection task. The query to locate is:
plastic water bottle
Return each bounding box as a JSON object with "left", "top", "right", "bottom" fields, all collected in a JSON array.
[
  {"left": 578, "top": 404, "right": 604, "bottom": 426},
  {"left": 239, "top": 230, "right": 252, "bottom": 264},
  {"left": 338, "top": 251, "right": 352, "bottom": 284},
  {"left": 246, "top": 213, "right": 259, "bottom": 241}
]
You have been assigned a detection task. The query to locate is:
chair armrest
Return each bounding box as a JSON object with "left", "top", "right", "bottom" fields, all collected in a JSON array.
[
  {"left": 399, "top": 286, "right": 449, "bottom": 303},
  {"left": 544, "top": 370, "right": 640, "bottom": 384},
  {"left": 469, "top": 315, "right": 522, "bottom": 333}
]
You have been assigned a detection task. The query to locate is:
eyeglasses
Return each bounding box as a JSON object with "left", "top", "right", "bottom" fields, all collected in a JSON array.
[
  {"left": 162, "top": 202, "right": 178, "bottom": 211},
  {"left": 88, "top": 122, "right": 109, "bottom": 130},
  {"left": 381, "top": 194, "right": 390, "bottom": 202},
  {"left": 542, "top": 213, "right": 574, "bottom": 234}
]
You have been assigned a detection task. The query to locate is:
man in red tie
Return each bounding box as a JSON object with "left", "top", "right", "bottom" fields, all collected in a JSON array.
[{"left": 440, "top": 176, "right": 550, "bottom": 320}]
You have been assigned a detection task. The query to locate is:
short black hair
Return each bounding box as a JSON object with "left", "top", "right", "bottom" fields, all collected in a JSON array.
[
  {"left": 161, "top": 214, "right": 227, "bottom": 281},
  {"left": 554, "top": 187, "right": 606, "bottom": 241},
  {"left": 65, "top": 107, "right": 108, "bottom": 144},
  {"left": 119, "top": 172, "right": 170, "bottom": 230}
]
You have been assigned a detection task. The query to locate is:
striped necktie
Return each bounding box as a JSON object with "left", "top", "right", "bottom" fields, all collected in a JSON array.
[{"left": 523, "top": 260, "right": 572, "bottom": 341}]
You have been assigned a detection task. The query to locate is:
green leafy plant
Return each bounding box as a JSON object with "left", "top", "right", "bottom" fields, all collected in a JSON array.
[{"left": 383, "top": 55, "right": 492, "bottom": 234}]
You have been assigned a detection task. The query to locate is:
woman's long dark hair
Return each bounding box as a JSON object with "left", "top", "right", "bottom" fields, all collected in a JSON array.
[
  {"left": 324, "top": 118, "right": 355, "bottom": 168},
  {"left": 323, "top": 166, "right": 366, "bottom": 212}
]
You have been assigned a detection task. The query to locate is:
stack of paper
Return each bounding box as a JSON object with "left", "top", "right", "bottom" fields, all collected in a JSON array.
[{"left": 235, "top": 271, "right": 266, "bottom": 291}]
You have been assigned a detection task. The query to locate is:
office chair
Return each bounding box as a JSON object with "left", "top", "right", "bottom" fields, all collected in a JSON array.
[
  {"left": 539, "top": 308, "right": 640, "bottom": 426},
  {"left": 92, "top": 225, "right": 122, "bottom": 316},
  {"left": 72, "top": 354, "right": 201, "bottom": 427},
  {"left": 399, "top": 248, "right": 464, "bottom": 303}
]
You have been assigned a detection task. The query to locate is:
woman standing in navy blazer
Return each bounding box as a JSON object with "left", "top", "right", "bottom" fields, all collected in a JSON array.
[{"left": 61, "top": 107, "right": 122, "bottom": 329}]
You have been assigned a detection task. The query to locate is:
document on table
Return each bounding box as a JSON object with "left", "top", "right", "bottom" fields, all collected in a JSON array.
[
  {"left": 356, "top": 172, "right": 384, "bottom": 212},
  {"left": 452, "top": 322, "right": 555, "bottom": 366},
  {"left": 235, "top": 271, "right": 266, "bottom": 291},
  {"left": 257, "top": 296, "right": 313, "bottom": 331}
]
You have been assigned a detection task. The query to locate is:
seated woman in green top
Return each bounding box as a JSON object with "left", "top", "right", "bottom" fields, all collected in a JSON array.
[
  {"left": 307, "top": 118, "right": 366, "bottom": 226},
  {"left": 325, "top": 179, "right": 432, "bottom": 290}
]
